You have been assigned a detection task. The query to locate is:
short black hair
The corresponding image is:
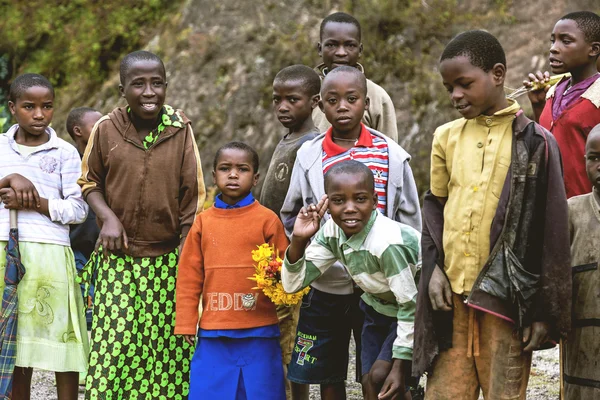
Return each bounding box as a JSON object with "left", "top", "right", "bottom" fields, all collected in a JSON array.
[
  {"left": 119, "top": 50, "right": 166, "bottom": 85},
  {"left": 324, "top": 160, "right": 374, "bottom": 193},
  {"left": 320, "top": 12, "right": 361, "bottom": 41},
  {"left": 560, "top": 11, "right": 600, "bottom": 43},
  {"left": 66, "top": 107, "right": 101, "bottom": 139},
  {"left": 321, "top": 65, "right": 367, "bottom": 96},
  {"left": 8, "top": 73, "right": 55, "bottom": 103},
  {"left": 274, "top": 65, "right": 321, "bottom": 97},
  {"left": 440, "top": 30, "right": 506, "bottom": 72},
  {"left": 213, "top": 141, "right": 260, "bottom": 173}
]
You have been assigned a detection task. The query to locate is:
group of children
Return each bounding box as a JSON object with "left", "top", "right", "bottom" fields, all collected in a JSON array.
[{"left": 0, "top": 8, "right": 599, "bottom": 400}]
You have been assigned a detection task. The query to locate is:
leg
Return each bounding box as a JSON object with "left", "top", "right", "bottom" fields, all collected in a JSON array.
[
  {"left": 277, "top": 303, "right": 302, "bottom": 400},
  {"left": 424, "top": 294, "right": 480, "bottom": 400},
  {"left": 320, "top": 382, "right": 346, "bottom": 400},
  {"left": 364, "top": 359, "right": 392, "bottom": 400},
  {"left": 12, "top": 366, "right": 33, "bottom": 400},
  {"left": 55, "top": 371, "right": 79, "bottom": 400},
  {"left": 290, "top": 381, "right": 310, "bottom": 400}
]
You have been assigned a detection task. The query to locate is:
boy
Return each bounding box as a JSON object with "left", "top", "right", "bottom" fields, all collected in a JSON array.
[
  {"left": 259, "top": 64, "right": 320, "bottom": 400},
  {"left": 66, "top": 107, "right": 103, "bottom": 330},
  {"left": 525, "top": 11, "right": 600, "bottom": 198},
  {"left": 311, "top": 12, "right": 399, "bottom": 142},
  {"left": 563, "top": 125, "right": 600, "bottom": 400},
  {"left": 413, "top": 30, "right": 571, "bottom": 400},
  {"left": 281, "top": 66, "right": 421, "bottom": 400},
  {"left": 282, "top": 160, "right": 420, "bottom": 400},
  {"left": 175, "top": 142, "right": 289, "bottom": 399}
]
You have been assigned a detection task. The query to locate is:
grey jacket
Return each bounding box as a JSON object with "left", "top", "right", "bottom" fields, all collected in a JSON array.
[{"left": 280, "top": 127, "right": 422, "bottom": 294}]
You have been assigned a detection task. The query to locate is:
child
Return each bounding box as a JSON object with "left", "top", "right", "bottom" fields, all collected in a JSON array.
[
  {"left": 563, "top": 124, "right": 600, "bottom": 399},
  {"left": 0, "top": 73, "right": 89, "bottom": 399},
  {"left": 414, "top": 30, "right": 571, "bottom": 399},
  {"left": 311, "top": 12, "right": 399, "bottom": 142},
  {"left": 524, "top": 11, "right": 600, "bottom": 198},
  {"left": 280, "top": 66, "right": 421, "bottom": 400},
  {"left": 66, "top": 107, "right": 103, "bottom": 330},
  {"left": 259, "top": 64, "right": 320, "bottom": 400},
  {"left": 282, "top": 160, "right": 420, "bottom": 400},
  {"left": 175, "top": 142, "right": 290, "bottom": 399},
  {"left": 78, "top": 50, "right": 206, "bottom": 399}
]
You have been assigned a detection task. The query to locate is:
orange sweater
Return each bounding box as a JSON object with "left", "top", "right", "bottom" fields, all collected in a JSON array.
[{"left": 175, "top": 201, "right": 289, "bottom": 334}]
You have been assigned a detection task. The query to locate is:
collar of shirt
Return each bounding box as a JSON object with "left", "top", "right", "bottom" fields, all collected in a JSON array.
[
  {"left": 214, "top": 192, "right": 255, "bottom": 209},
  {"left": 322, "top": 123, "right": 373, "bottom": 157},
  {"left": 6, "top": 124, "right": 58, "bottom": 156},
  {"left": 474, "top": 99, "right": 520, "bottom": 128},
  {"left": 338, "top": 210, "right": 379, "bottom": 251}
]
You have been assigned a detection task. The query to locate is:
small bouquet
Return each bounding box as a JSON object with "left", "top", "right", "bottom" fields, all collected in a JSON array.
[{"left": 249, "top": 243, "right": 310, "bottom": 306}]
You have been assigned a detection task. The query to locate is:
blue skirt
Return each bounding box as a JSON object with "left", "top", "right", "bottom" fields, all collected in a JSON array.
[{"left": 189, "top": 335, "right": 286, "bottom": 400}]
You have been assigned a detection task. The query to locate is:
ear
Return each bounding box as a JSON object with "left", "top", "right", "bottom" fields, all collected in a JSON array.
[
  {"left": 364, "top": 96, "right": 370, "bottom": 111},
  {"left": 118, "top": 84, "right": 125, "bottom": 98},
  {"left": 7, "top": 101, "right": 15, "bottom": 116},
  {"left": 589, "top": 42, "right": 600, "bottom": 59},
  {"left": 212, "top": 170, "right": 216, "bottom": 185},
  {"left": 359, "top": 43, "right": 364, "bottom": 57},
  {"left": 491, "top": 63, "right": 506, "bottom": 87},
  {"left": 73, "top": 125, "right": 83, "bottom": 138},
  {"left": 165, "top": 81, "right": 169, "bottom": 89},
  {"left": 318, "top": 98, "right": 325, "bottom": 112},
  {"left": 311, "top": 94, "right": 320, "bottom": 109},
  {"left": 252, "top": 172, "right": 260, "bottom": 187},
  {"left": 317, "top": 42, "right": 322, "bottom": 57},
  {"left": 372, "top": 190, "right": 378, "bottom": 210}
]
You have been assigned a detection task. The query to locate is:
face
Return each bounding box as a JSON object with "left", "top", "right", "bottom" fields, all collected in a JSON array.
[
  {"left": 212, "top": 148, "right": 259, "bottom": 205},
  {"left": 326, "top": 172, "right": 377, "bottom": 237},
  {"left": 549, "top": 19, "right": 598, "bottom": 74},
  {"left": 319, "top": 22, "right": 363, "bottom": 70},
  {"left": 319, "top": 72, "right": 369, "bottom": 135},
  {"left": 585, "top": 132, "right": 600, "bottom": 192},
  {"left": 440, "top": 56, "right": 505, "bottom": 119},
  {"left": 76, "top": 111, "right": 103, "bottom": 145},
  {"left": 119, "top": 59, "right": 167, "bottom": 121},
  {"left": 272, "top": 80, "right": 318, "bottom": 130},
  {"left": 8, "top": 86, "right": 54, "bottom": 141}
]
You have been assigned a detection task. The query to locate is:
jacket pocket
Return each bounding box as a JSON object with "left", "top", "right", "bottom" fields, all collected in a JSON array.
[
  {"left": 491, "top": 156, "right": 511, "bottom": 199},
  {"left": 572, "top": 262, "right": 598, "bottom": 274}
]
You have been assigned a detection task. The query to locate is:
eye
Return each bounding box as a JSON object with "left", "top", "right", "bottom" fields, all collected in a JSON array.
[
  {"left": 132, "top": 82, "right": 144, "bottom": 88},
  {"left": 272, "top": 97, "right": 280, "bottom": 104},
  {"left": 357, "top": 196, "right": 367, "bottom": 202},
  {"left": 152, "top": 81, "right": 164, "bottom": 87},
  {"left": 327, "top": 98, "right": 337, "bottom": 104},
  {"left": 331, "top": 198, "right": 343, "bottom": 205},
  {"left": 462, "top": 82, "right": 472, "bottom": 89},
  {"left": 218, "top": 166, "right": 229, "bottom": 171},
  {"left": 289, "top": 97, "right": 298, "bottom": 104},
  {"left": 325, "top": 43, "right": 335, "bottom": 48},
  {"left": 24, "top": 104, "right": 34, "bottom": 109},
  {"left": 44, "top": 104, "right": 53, "bottom": 109},
  {"left": 348, "top": 96, "right": 357, "bottom": 103},
  {"left": 587, "top": 155, "right": 600, "bottom": 162}
]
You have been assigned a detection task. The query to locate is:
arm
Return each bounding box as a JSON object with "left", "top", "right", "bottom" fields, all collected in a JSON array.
[
  {"left": 178, "top": 124, "right": 206, "bottom": 251},
  {"left": 523, "top": 71, "right": 551, "bottom": 123},
  {"left": 280, "top": 157, "right": 308, "bottom": 237},
  {"left": 378, "top": 93, "right": 399, "bottom": 143},
  {"left": 394, "top": 161, "right": 422, "bottom": 231},
  {"left": 175, "top": 216, "right": 205, "bottom": 341},
  {"left": 47, "top": 148, "right": 88, "bottom": 224},
  {"left": 0, "top": 174, "right": 41, "bottom": 210}
]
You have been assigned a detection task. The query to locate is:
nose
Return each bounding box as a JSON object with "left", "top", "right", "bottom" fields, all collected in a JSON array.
[
  {"left": 142, "top": 83, "right": 155, "bottom": 97},
  {"left": 343, "top": 200, "right": 358, "bottom": 213},
  {"left": 550, "top": 41, "right": 558, "bottom": 54},
  {"left": 451, "top": 88, "right": 464, "bottom": 102},
  {"left": 337, "top": 99, "right": 349, "bottom": 111},
  {"left": 278, "top": 102, "right": 289, "bottom": 113},
  {"left": 33, "top": 106, "right": 44, "bottom": 119},
  {"left": 335, "top": 45, "right": 348, "bottom": 57},
  {"left": 228, "top": 169, "right": 239, "bottom": 178}
]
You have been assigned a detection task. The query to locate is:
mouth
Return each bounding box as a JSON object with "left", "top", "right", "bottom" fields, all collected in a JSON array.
[
  {"left": 225, "top": 183, "right": 240, "bottom": 189},
  {"left": 278, "top": 116, "right": 293, "bottom": 123},
  {"left": 141, "top": 103, "right": 159, "bottom": 112},
  {"left": 341, "top": 219, "right": 361, "bottom": 227},
  {"left": 455, "top": 104, "right": 471, "bottom": 114},
  {"left": 549, "top": 57, "right": 563, "bottom": 68},
  {"left": 336, "top": 116, "right": 352, "bottom": 123}
]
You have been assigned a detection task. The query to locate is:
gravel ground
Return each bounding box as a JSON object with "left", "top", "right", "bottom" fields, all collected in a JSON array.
[{"left": 30, "top": 344, "right": 559, "bottom": 399}]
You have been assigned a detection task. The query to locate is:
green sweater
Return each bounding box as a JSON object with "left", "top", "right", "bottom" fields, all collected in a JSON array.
[{"left": 282, "top": 211, "right": 420, "bottom": 360}]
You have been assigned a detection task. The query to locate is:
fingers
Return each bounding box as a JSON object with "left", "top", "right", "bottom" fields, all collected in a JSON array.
[
  {"left": 122, "top": 231, "right": 129, "bottom": 249},
  {"left": 32, "top": 187, "right": 41, "bottom": 209},
  {"left": 184, "top": 335, "right": 195, "bottom": 346},
  {"left": 442, "top": 279, "right": 453, "bottom": 309}
]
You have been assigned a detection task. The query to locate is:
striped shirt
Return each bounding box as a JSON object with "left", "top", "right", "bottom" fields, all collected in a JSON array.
[
  {"left": 0, "top": 124, "right": 88, "bottom": 246},
  {"left": 282, "top": 211, "right": 421, "bottom": 360},
  {"left": 322, "top": 124, "right": 389, "bottom": 212}
]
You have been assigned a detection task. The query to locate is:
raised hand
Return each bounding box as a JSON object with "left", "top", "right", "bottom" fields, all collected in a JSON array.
[
  {"left": 292, "top": 195, "right": 329, "bottom": 241},
  {"left": 523, "top": 70, "right": 551, "bottom": 106}
]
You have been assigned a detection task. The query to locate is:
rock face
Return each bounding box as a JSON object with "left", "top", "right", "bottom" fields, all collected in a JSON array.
[{"left": 53, "top": 0, "right": 599, "bottom": 196}]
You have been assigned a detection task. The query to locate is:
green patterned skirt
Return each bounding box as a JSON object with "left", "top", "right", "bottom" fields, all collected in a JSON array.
[{"left": 80, "top": 249, "right": 193, "bottom": 399}]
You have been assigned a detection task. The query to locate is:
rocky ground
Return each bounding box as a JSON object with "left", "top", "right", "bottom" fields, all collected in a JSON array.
[{"left": 30, "top": 343, "right": 559, "bottom": 399}]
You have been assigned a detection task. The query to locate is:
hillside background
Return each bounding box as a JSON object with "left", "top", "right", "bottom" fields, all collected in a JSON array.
[{"left": 1, "top": 0, "right": 599, "bottom": 196}]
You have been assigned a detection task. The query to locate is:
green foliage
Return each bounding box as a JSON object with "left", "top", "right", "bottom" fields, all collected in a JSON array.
[{"left": 0, "top": 0, "right": 182, "bottom": 92}]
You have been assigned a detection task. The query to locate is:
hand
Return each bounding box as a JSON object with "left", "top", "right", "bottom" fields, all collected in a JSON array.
[
  {"left": 96, "top": 214, "right": 129, "bottom": 253},
  {"left": 5, "top": 174, "right": 40, "bottom": 210},
  {"left": 523, "top": 71, "right": 551, "bottom": 106},
  {"left": 428, "top": 265, "right": 453, "bottom": 311},
  {"left": 522, "top": 321, "right": 550, "bottom": 352},
  {"left": 183, "top": 335, "right": 196, "bottom": 347},
  {"left": 292, "top": 195, "right": 329, "bottom": 241},
  {"left": 0, "top": 188, "right": 22, "bottom": 210},
  {"left": 378, "top": 360, "right": 406, "bottom": 400}
]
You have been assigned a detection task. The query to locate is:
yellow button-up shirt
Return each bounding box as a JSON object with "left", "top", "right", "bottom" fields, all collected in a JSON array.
[{"left": 430, "top": 100, "right": 520, "bottom": 294}]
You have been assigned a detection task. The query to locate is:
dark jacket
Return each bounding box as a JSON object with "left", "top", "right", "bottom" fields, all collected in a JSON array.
[
  {"left": 413, "top": 112, "right": 571, "bottom": 377},
  {"left": 78, "top": 107, "right": 206, "bottom": 257}
]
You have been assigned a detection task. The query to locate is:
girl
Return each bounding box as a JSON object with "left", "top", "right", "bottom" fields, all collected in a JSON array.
[
  {"left": 78, "top": 50, "right": 205, "bottom": 399},
  {"left": 0, "top": 73, "right": 89, "bottom": 400}
]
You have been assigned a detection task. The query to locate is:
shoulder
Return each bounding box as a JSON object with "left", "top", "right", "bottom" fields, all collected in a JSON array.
[
  {"left": 296, "top": 134, "right": 325, "bottom": 162},
  {"left": 364, "top": 214, "right": 420, "bottom": 257},
  {"left": 366, "top": 79, "right": 392, "bottom": 102},
  {"left": 581, "top": 78, "right": 600, "bottom": 108},
  {"left": 568, "top": 193, "right": 591, "bottom": 211},
  {"left": 366, "top": 127, "right": 410, "bottom": 163},
  {"left": 434, "top": 118, "right": 466, "bottom": 140}
]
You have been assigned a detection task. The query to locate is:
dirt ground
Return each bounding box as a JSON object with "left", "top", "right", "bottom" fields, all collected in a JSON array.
[{"left": 30, "top": 344, "right": 559, "bottom": 399}]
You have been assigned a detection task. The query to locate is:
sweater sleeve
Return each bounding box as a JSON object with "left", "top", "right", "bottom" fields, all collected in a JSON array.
[
  {"left": 395, "top": 160, "right": 422, "bottom": 231},
  {"left": 78, "top": 116, "right": 109, "bottom": 198},
  {"left": 430, "top": 128, "right": 449, "bottom": 198},
  {"left": 280, "top": 157, "right": 307, "bottom": 238},
  {"left": 282, "top": 229, "right": 337, "bottom": 293},
  {"left": 265, "top": 217, "right": 290, "bottom": 257},
  {"left": 48, "top": 146, "right": 88, "bottom": 224},
  {"left": 377, "top": 91, "right": 398, "bottom": 143},
  {"left": 175, "top": 215, "right": 205, "bottom": 335},
  {"left": 179, "top": 124, "right": 206, "bottom": 233}
]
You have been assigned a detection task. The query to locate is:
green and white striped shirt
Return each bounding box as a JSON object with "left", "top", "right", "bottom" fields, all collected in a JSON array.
[{"left": 282, "top": 211, "right": 421, "bottom": 360}]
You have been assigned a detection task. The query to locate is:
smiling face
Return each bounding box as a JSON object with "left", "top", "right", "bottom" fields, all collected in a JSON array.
[
  {"left": 439, "top": 55, "right": 506, "bottom": 119},
  {"left": 326, "top": 171, "right": 377, "bottom": 237},
  {"left": 549, "top": 19, "right": 596, "bottom": 75},
  {"left": 272, "top": 79, "right": 318, "bottom": 131},
  {"left": 8, "top": 85, "right": 54, "bottom": 145},
  {"left": 319, "top": 71, "right": 369, "bottom": 137},
  {"left": 119, "top": 59, "right": 167, "bottom": 121},
  {"left": 212, "top": 148, "right": 259, "bottom": 205},
  {"left": 319, "top": 21, "right": 363, "bottom": 71},
  {"left": 586, "top": 129, "right": 600, "bottom": 194}
]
